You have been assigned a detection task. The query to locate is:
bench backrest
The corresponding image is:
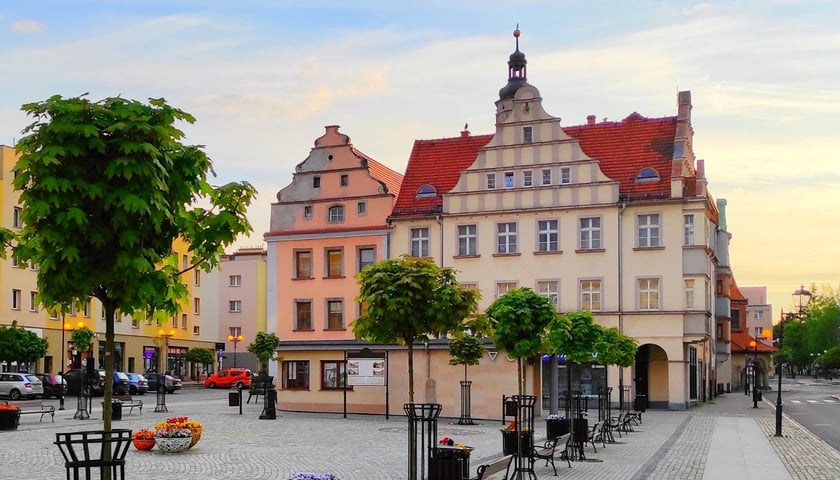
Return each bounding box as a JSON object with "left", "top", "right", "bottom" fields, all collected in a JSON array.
[
  {"left": 477, "top": 455, "right": 512, "bottom": 479},
  {"left": 8, "top": 400, "right": 42, "bottom": 407}
]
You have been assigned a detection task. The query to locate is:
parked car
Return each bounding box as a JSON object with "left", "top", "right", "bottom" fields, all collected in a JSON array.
[
  {"left": 33, "top": 373, "right": 67, "bottom": 399},
  {"left": 204, "top": 368, "right": 252, "bottom": 389},
  {"left": 62, "top": 368, "right": 106, "bottom": 396},
  {"left": 125, "top": 373, "right": 149, "bottom": 395},
  {"left": 0, "top": 372, "right": 44, "bottom": 399},
  {"left": 145, "top": 373, "right": 182, "bottom": 394},
  {"left": 108, "top": 371, "right": 131, "bottom": 395}
]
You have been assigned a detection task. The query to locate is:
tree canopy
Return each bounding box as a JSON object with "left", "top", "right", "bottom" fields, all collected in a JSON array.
[
  {"left": 184, "top": 347, "right": 215, "bottom": 367},
  {"left": 11, "top": 94, "right": 255, "bottom": 443},
  {"left": 548, "top": 311, "right": 637, "bottom": 367},
  {"left": 247, "top": 331, "right": 281, "bottom": 375},
  {"left": 354, "top": 255, "right": 479, "bottom": 402},
  {"left": 0, "top": 321, "right": 49, "bottom": 369}
]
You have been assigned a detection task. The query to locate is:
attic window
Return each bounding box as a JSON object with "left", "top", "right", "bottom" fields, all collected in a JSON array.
[
  {"left": 635, "top": 167, "right": 660, "bottom": 183},
  {"left": 416, "top": 184, "right": 437, "bottom": 198}
]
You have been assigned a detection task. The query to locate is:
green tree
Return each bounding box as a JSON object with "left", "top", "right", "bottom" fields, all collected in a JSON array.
[
  {"left": 487, "top": 287, "right": 561, "bottom": 396},
  {"left": 820, "top": 346, "right": 840, "bottom": 370},
  {"left": 595, "top": 326, "right": 638, "bottom": 368},
  {"left": 0, "top": 321, "right": 49, "bottom": 370},
  {"left": 184, "top": 347, "right": 215, "bottom": 375},
  {"left": 12, "top": 95, "right": 255, "bottom": 468},
  {"left": 247, "top": 331, "right": 281, "bottom": 378},
  {"left": 354, "top": 256, "right": 479, "bottom": 402}
]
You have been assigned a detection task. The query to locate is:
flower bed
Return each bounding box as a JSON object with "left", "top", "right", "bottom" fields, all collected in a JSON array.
[{"left": 155, "top": 416, "right": 203, "bottom": 448}]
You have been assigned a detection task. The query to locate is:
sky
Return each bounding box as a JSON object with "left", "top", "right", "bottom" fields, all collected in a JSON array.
[{"left": 1, "top": 1, "right": 838, "bottom": 320}]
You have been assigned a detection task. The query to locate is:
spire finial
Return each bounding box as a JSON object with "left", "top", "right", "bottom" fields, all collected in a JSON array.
[{"left": 513, "top": 24, "right": 520, "bottom": 50}]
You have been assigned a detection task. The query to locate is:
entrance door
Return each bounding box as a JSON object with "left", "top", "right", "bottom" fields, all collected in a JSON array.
[{"left": 634, "top": 345, "right": 650, "bottom": 409}]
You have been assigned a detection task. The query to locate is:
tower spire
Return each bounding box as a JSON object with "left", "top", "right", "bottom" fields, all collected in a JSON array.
[{"left": 498, "top": 25, "right": 528, "bottom": 100}]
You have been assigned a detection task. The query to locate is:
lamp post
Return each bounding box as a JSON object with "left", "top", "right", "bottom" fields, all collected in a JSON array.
[
  {"left": 59, "top": 320, "right": 85, "bottom": 411},
  {"left": 155, "top": 329, "right": 175, "bottom": 413},
  {"left": 776, "top": 285, "right": 812, "bottom": 437},
  {"left": 228, "top": 332, "right": 244, "bottom": 368}
]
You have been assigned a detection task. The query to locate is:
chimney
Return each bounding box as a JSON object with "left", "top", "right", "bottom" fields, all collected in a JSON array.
[
  {"left": 460, "top": 123, "right": 470, "bottom": 137},
  {"left": 586, "top": 115, "right": 596, "bottom": 125}
]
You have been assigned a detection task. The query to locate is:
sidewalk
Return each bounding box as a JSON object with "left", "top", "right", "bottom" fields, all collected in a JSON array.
[{"left": 1, "top": 386, "right": 840, "bottom": 479}]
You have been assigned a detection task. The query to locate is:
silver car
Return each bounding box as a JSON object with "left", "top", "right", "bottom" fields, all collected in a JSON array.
[{"left": 0, "top": 373, "right": 44, "bottom": 399}]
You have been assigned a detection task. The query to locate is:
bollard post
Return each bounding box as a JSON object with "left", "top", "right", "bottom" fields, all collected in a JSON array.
[{"left": 238, "top": 385, "right": 243, "bottom": 415}]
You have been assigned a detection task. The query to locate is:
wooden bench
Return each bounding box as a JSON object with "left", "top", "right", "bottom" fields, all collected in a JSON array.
[
  {"left": 7, "top": 400, "right": 54, "bottom": 423},
  {"left": 531, "top": 433, "right": 571, "bottom": 475},
  {"left": 113, "top": 395, "right": 143, "bottom": 414},
  {"left": 467, "top": 455, "right": 513, "bottom": 480}
]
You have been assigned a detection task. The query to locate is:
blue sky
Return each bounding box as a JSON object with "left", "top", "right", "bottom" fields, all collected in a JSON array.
[{"left": 1, "top": 1, "right": 838, "bottom": 316}]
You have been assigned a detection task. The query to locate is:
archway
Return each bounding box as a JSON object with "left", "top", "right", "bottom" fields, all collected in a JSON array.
[{"left": 635, "top": 344, "right": 669, "bottom": 409}]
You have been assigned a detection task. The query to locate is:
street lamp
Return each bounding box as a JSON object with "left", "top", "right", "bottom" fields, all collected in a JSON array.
[
  {"left": 775, "top": 284, "right": 812, "bottom": 437},
  {"left": 155, "top": 329, "right": 175, "bottom": 413},
  {"left": 59, "top": 320, "right": 86, "bottom": 411},
  {"left": 228, "top": 332, "right": 244, "bottom": 368}
]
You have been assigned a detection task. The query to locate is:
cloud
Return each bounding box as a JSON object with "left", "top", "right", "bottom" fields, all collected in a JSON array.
[{"left": 10, "top": 20, "right": 45, "bottom": 33}]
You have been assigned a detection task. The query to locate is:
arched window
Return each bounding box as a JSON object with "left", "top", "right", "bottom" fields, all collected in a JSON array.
[
  {"left": 635, "top": 167, "right": 660, "bottom": 183},
  {"left": 416, "top": 184, "right": 437, "bottom": 198},
  {"left": 328, "top": 205, "right": 344, "bottom": 223}
]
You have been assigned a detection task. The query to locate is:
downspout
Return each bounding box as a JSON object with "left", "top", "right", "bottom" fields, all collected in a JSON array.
[
  {"left": 618, "top": 199, "right": 627, "bottom": 410},
  {"left": 436, "top": 214, "right": 444, "bottom": 267}
]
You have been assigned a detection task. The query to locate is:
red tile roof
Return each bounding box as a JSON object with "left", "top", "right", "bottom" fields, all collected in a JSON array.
[
  {"left": 365, "top": 155, "right": 403, "bottom": 199},
  {"left": 392, "top": 113, "right": 680, "bottom": 217},
  {"left": 730, "top": 282, "right": 747, "bottom": 302},
  {"left": 731, "top": 331, "right": 776, "bottom": 353}
]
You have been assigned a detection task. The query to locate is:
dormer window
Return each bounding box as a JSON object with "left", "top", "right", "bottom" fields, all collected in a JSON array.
[
  {"left": 635, "top": 167, "right": 660, "bottom": 183},
  {"left": 416, "top": 184, "right": 437, "bottom": 198}
]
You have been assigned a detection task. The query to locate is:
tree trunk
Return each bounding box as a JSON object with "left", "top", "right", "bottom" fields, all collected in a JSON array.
[
  {"left": 518, "top": 357, "right": 524, "bottom": 396},
  {"left": 102, "top": 298, "right": 117, "bottom": 480},
  {"left": 407, "top": 342, "right": 414, "bottom": 403}
]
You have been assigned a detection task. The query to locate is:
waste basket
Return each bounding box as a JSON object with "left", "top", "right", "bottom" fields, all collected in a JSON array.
[
  {"left": 634, "top": 394, "right": 647, "bottom": 412},
  {"left": 546, "top": 418, "right": 569, "bottom": 439},
  {"left": 228, "top": 391, "right": 240, "bottom": 407},
  {"left": 111, "top": 402, "right": 122, "bottom": 420},
  {"left": 429, "top": 446, "right": 472, "bottom": 480}
]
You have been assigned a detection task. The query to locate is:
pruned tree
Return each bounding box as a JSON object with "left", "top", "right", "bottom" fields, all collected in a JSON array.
[
  {"left": 184, "top": 347, "right": 215, "bottom": 377},
  {"left": 12, "top": 94, "right": 255, "bottom": 476},
  {"left": 247, "top": 331, "right": 281, "bottom": 379},
  {"left": 354, "top": 255, "right": 479, "bottom": 403},
  {"left": 0, "top": 321, "right": 49, "bottom": 370},
  {"left": 487, "top": 287, "right": 560, "bottom": 396}
]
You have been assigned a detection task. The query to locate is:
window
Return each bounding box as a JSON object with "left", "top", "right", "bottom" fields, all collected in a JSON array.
[
  {"left": 496, "top": 281, "right": 518, "bottom": 298},
  {"left": 321, "top": 361, "right": 347, "bottom": 389},
  {"left": 416, "top": 184, "right": 437, "bottom": 198},
  {"left": 84, "top": 302, "right": 90, "bottom": 317},
  {"left": 523, "top": 126, "right": 533, "bottom": 143},
  {"left": 504, "top": 172, "right": 514, "bottom": 188},
  {"left": 328, "top": 205, "right": 344, "bottom": 223},
  {"left": 325, "top": 248, "right": 343, "bottom": 277},
  {"left": 560, "top": 167, "right": 571, "bottom": 184},
  {"left": 496, "top": 222, "right": 517, "bottom": 254},
  {"left": 29, "top": 291, "right": 38, "bottom": 312},
  {"left": 357, "top": 201, "right": 367, "bottom": 215},
  {"left": 12, "top": 289, "right": 21, "bottom": 310},
  {"left": 754, "top": 326, "right": 763, "bottom": 338},
  {"left": 636, "top": 167, "right": 659, "bottom": 183},
  {"left": 486, "top": 173, "right": 496, "bottom": 189},
  {"left": 313, "top": 176, "right": 321, "bottom": 188},
  {"left": 537, "top": 280, "right": 559, "bottom": 309},
  {"left": 181, "top": 313, "right": 187, "bottom": 329},
  {"left": 303, "top": 205, "right": 313, "bottom": 219},
  {"left": 193, "top": 326, "right": 200, "bottom": 335},
  {"left": 523, "top": 170, "right": 533, "bottom": 187},
  {"left": 541, "top": 169, "right": 551, "bottom": 185},
  {"left": 171, "top": 315, "right": 178, "bottom": 328},
  {"left": 755, "top": 311, "right": 764, "bottom": 320},
  {"left": 731, "top": 309, "right": 741, "bottom": 331},
  {"left": 357, "top": 247, "right": 376, "bottom": 272},
  {"left": 683, "top": 214, "right": 695, "bottom": 245},
  {"left": 282, "top": 360, "right": 310, "bottom": 389},
  {"left": 684, "top": 279, "right": 695, "bottom": 309},
  {"left": 638, "top": 214, "right": 660, "bottom": 248},
  {"left": 457, "top": 225, "right": 477, "bottom": 256},
  {"left": 182, "top": 254, "right": 189, "bottom": 270},
  {"left": 340, "top": 174, "right": 349, "bottom": 186},
  {"left": 579, "top": 217, "right": 602, "bottom": 249},
  {"left": 193, "top": 269, "right": 200, "bottom": 286},
  {"left": 11, "top": 256, "right": 19, "bottom": 268},
  {"left": 326, "top": 299, "right": 343, "bottom": 329},
  {"left": 13, "top": 207, "right": 22, "bottom": 228},
  {"left": 193, "top": 298, "right": 201, "bottom": 315},
  {"left": 638, "top": 278, "right": 660, "bottom": 310},
  {"left": 229, "top": 274, "right": 242, "bottom": 286},
  {"left": 295, "top": 301, "right": 312, "bottom": 330},
  {"left": 580, "top": 280, "right": 602, "bottom": 311},
  {"left": 294, "top": 251, "right": 312, "bottom": 279},
  {"left": 537, "top": 220, "right": 559, "bottom": 252},
  {"left": 410, "top": 227, "right": 430, "bottom": 257},
  {"left": 131, "top": 318, "right": 139, "bottom": 329},
  {"left": 229, "top": 300, "right": 242, "bottom": 312}
]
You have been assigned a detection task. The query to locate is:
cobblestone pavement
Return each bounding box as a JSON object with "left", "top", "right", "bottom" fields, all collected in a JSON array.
[{"left": 1, "top": 385, "right": 839, "bottom": 479}]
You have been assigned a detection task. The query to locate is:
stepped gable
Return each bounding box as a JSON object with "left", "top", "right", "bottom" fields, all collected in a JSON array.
[
  {"left": 391, "top": 132, "right": 493, "bottom": 218},
  {"left": 564, "top": 112, "right": 677, "bottom": 200}
]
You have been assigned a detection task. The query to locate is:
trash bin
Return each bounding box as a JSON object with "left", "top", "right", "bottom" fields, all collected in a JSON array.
[
  {"left": 754, "top": 390, "right": 762, "bottom": 402},
  {"left": 546, "top": 418, "right": 569, "bottom": 439},
  {"left": 111, "top": 402, "right": 122, "bottom": 421},
  {"left": 228, "top": 391, "right": 240, "bottom": 407},
  {"left": 429, "top": 446, "right": 472, "bottom": 480}
]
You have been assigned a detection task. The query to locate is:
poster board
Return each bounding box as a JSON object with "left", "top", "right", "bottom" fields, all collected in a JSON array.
[{"left": 347, "top": 358, "right": 386, "bottom": 386}]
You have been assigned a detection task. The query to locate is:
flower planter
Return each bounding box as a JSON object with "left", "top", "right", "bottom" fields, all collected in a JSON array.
[
  {"left": 188, "top": 430, "right": 202, "bottom": 449},
  {"left": 155, "top": 436, "right": 192, "bottom": 453},
  {"left": 132, "top": 438, "right": 155, "bottom": 451},
  {"left": 546, "top": 418, "right": 569, "bottom": 439},
  {"left": 501, "top": 430, "right": 533, "bottom": 456},
  {"left": 0, "top": 408, "right": 20, "bottom": 430}
]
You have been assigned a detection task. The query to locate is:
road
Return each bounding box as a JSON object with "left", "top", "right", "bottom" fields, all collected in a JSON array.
[{"left": 772, "top": 377, "right": 840, "bottom": 451}]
